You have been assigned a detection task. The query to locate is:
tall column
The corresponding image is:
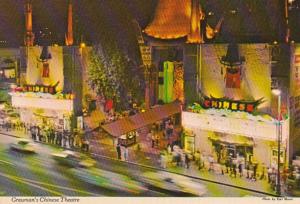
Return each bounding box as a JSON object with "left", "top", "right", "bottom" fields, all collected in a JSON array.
[
  {"left": 65, "top": 0, "right": 74, "bottom": 46},
  {"left": 187, "top": 0, "right": 204, "bottom": 43},
  {"left": 24, "top": 0, "right": 34, "bottom": 46}
]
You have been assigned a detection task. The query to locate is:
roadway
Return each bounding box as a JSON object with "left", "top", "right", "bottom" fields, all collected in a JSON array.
[{"left": 0, "top": 133, "right": 270, "bottom": 197}]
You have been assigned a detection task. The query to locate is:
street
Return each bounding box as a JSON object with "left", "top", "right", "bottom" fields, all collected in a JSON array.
[{"left": 0, "top": 133, "right": 271, "bottom": 197}]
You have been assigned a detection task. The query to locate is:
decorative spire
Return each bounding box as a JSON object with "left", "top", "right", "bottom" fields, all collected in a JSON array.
[
  {"left": 65, "top": 0, "right": 74, "bottom": 46},
  {"left": 24, "top": 0, "right": 34, "bottom": 46}
]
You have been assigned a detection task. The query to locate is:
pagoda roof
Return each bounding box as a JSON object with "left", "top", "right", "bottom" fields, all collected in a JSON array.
[{"left": 144, "top": 0, "right": 195, "bottom": 40}]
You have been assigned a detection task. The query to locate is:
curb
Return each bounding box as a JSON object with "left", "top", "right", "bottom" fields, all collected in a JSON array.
[
  {"left": 1, "top": 130, "right": 279, "bottom": 197},
  {"left": 0, "top": 131, "right": 22, "bottom": 138},
  {"left": 90, "top": 152, "right": 278, "bottom": 197}
]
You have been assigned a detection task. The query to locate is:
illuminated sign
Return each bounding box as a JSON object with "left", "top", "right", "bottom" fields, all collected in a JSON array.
[{"left": 200, "top": 94, "right": 264, "bottom": 113}]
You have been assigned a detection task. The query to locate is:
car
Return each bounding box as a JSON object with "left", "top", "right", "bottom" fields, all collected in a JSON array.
[
  {"left": 10, "top": 139, "right": 36, "bottom": 153},
  {"left": 69, "top": 167, "right": 146, "bottom": 195},
  {"left": 51, "top": 150, "right": 95, "bottom": 167},
  {"left": 139, "top": 171, "right": 207, "bottom": 196}
]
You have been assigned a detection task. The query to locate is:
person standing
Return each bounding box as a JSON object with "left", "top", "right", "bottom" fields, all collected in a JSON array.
[
  {"left": 124, "top": 146, "right": 129, "bottom": 161},
  {"left": 155, "top": 132, "right": 160, "bottom": 148},
  {"left": 149, "top": 131, "right": 155, "bottom": 148},
  {"left": 69, "top": 133, "right": 74, "bottom": 148},
  {"left": 167, "top": 144, "right": 172, "bottom": 154},
  {"left": 185, "top": 153, "right": 190, "bottom": 169},
  {"left": 233, "top": 163, "right": 237, "bottom": 178},
  {"left": 62, "top": 131, "right": 67, "bottom": 147},
  {"left": 116, "top": 143, "right": 121, "bottom": 160},
  {"left": 238, "top": 163, "right": 243, "bottom": 177},
  {"left": 253, "top": 163, "right": 258, "bottom": 181},
  {"left": 208, "top": 155, "right": 214, "bottom": 172},
  {"left": 160, "top": 153, "right": 167, "bottom": 169},
  {"left": 57, "top": 131, "right": 62, "bottom": 146}
]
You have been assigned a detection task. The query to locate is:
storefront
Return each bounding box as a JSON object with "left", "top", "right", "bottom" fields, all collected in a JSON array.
[
  {"left": 10, "top": 92, "right": 73, "bottom": 131},
  {"left": 208, "top": 133, "right": 254, "bottom": 164},
  {"left": 182, "top": 111, "right": 289, "bottom": 168}
]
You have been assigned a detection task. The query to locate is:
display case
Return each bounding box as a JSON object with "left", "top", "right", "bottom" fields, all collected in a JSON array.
[{"left": 118, "top": 131, "right": 136, "bottom": 147}]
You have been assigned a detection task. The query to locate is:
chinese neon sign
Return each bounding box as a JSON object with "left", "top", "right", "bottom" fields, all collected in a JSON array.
[{"left": 200, "top": 94, "right": 264, "bottom": 113}]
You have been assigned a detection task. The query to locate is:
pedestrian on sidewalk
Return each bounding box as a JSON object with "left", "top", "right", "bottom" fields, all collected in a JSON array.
[
  {"left": 155, "top": 133, "right": 160, "bottom": 147},
  {"left": 233, "top": 163, "right": 237, "bottom": 178},
  {"left": 252, "top": 163, "right": 258, "bottom": 181},
  {"left": 149, "top": 131, "right": 155, "bottom": 148},
  {"left": 69, "top": 133, "right": 74, "bottom": 148},
  {"left": 267, "top": 166, "right": 272, "bottom": 183},
  {"left": 57, "top": 131, "right": 62, "bottom": 146},
  {"left": 260, "top": 163, "right": 266, "bottom": 180},
  {"left": 238, "top": 163, "right": 243, "bottom": 177},
  {"left": 180, "top": 151, "right": 185, "bottom": 167},
  {"left": 124, "top": 146, "right": 129, "bottom": 161},
  {"left": 167, "top": 144, "right": 172, "bottom": 154},
  {"left": 225, "top": 157, "right": 230, "bottom": 174},
  {"left": 31, "top": 126, "right": 36, "bottom": 140},
  {"left": 160, "top": 153, "right": 167, "bottom": 169},
  {"left": 185, "top": 153, "right": 190, "bottom": 169},
  {"left": 116, "top": 143, "right": 121, "bottom": 160},
  {"left": 208, "top": 155, "right": 214, "bottom": 172}
]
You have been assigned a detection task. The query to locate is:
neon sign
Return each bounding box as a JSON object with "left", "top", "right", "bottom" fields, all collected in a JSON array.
[{"left": 200, "top": 94, "right": 264, "bottom": 113}]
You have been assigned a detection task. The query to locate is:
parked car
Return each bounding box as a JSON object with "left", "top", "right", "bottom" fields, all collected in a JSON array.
[
  {"left": 10, "top": 139, "right": 35, "bottom": 153},
  {"left": 51, "top": 150, "right": 95, "bottom": 167},
  {"left": 140, "top": 171, "right": 207, "bottom": 196},
  {"left": 69, "top": 167, "right": 146, "bottom": 195}
]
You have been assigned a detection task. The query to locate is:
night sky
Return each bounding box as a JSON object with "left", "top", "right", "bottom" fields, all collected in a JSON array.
[
  {"left": 0, "top": 0, "right": 297, "bottom": 47},
  {"left": 0, "top": 0, "right": 157, "bottom": 47}
]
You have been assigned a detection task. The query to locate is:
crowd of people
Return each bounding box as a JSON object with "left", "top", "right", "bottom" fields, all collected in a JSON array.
[{"left": 29, "top": 126, "right": 90, "bottom": 152}]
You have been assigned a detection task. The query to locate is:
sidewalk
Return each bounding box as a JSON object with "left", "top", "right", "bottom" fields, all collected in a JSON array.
[{"left": 1, "top": 128, "right": 280, "bottom": 196}]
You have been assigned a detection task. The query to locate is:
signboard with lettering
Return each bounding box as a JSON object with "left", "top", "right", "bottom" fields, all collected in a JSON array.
[
  {"left": 22, "top": 81, "right": 59, "bottom": 95},
  {"left": 200, "top": 93, "right": 264, "bottom": 113},
  {"left": 139, "top": 45, "right": 151, "bottom": 66}
]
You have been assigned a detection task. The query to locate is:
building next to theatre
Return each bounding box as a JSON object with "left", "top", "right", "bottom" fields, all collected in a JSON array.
[
  {"left": 9, "top": 0, "right": 92, "bottom": 131},
  {"left": 141, "top": 0, "right": 300, "bottom": 168},
  {"left": 0, "top": 48, "right": 20, "bottom": 105}
]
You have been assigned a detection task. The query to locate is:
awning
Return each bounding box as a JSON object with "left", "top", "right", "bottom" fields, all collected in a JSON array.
[
  {"left": 209, "top": 132, "right": 254, "bottom": 146},
  {"left": 101, "top": 102, "right": 181, "bottom": 137}
]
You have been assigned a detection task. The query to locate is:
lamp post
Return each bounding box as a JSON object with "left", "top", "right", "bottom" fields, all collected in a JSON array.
[
  {"left": 272, "top": 89, "right": 281, "bottom": 196},
  {"left": 144, "top": 65, "right": 150, "bottom": 110}
]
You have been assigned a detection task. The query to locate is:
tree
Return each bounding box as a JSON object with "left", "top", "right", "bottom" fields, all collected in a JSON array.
[{"left": 88, "top": 46, "right": 145, "bottom": 112}]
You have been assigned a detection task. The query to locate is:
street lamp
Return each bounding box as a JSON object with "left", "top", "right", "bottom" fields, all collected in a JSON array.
[{"left": 272, "top": 88, "right": 281, "bottom": 196}]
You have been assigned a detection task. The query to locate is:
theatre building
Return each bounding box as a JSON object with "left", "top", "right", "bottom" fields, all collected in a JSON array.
[
  {"left": 9, "top": 0, "right": 92, "bottom": 131},
  {"left": 10, "top": 45, "right": 91, "bottom": 131},
  {"left": 142, "top": 0, "right": 296, "bottom": 168}
]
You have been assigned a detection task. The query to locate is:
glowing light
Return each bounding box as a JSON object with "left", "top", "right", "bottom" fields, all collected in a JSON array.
[
  {"left": 80, "top": 42, "right": 86, "bottom": 48},
  {"left": 272, "top": 89, "right": 281, "bottom": 96}
]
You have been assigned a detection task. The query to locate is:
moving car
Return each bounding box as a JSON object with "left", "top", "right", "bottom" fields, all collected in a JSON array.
[
  {"left": 140, "top": 171, "right": 207, "bottom": 196},
  {"left": 10, "top": 139, "right": 35, "bottom": 153},
  {"left": 51, "top": 150, "right": 95, "bottom": 167},
  {"left": 69, "top": 167, "right": 146, "bottom": 195}
]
